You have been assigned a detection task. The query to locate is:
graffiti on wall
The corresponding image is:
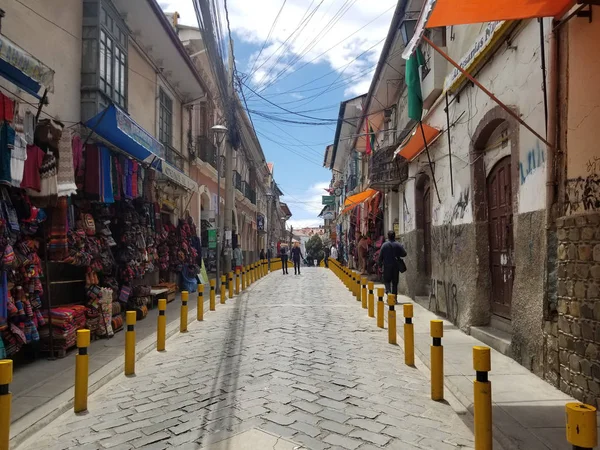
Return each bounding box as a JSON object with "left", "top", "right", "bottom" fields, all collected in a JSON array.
[
  {"left": 566, "top": 175, "right": 600, "bottom": 214},
  {"left": 519, "top": 140, "right": 545, "bottom": 185},
  {"left": 432, "top": 188, "right": 471, "bottom": 225},
  {"left": 585, "top": 156, "right": 600, "bottom": 175},
  {"left": 429, "top": 278, "right": 459, "bottom": 323}
]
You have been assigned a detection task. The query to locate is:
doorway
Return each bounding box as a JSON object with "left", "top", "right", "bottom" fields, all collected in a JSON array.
[
  {"left": 487, "top": 156, "right": 514, "bottom": 319},
  {"left": 416, "top": 174, "right": 432, "bottom": 280}
]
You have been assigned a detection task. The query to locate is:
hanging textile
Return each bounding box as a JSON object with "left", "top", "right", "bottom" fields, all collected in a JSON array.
[
  {"left": 30, "top": 150, "right": 58, "bottom": 207},
  {"left": 99, "top": 146, "right": 114, "bottom": 203},
  {"left": 131, "top": 161, "right": 138, "bottom": 198},
  {"left": 48, "top": 196, "right": 69, "bottom": 261},
  {"left": 71, "top": 134, "right": 84, "bottom": 187},
  {"left": 0, "top": 122, "right": 14, "bottom": 185},
  {"left": 84, "top": 144, "right": 100, "bottom": 198},
  {"left": 57, "top": 128, "right": 77, "bottom": 197}
]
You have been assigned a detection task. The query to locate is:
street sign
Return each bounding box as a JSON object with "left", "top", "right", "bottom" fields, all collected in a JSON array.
[
  {"left": 322, "top": 195, "right": 335, "bottom": 205},
  {"left": 323, "top": 211, "right": 335, "bottom": 220},
  {"left": 208, "top": 229, "right": 217, "bottom": 249}
]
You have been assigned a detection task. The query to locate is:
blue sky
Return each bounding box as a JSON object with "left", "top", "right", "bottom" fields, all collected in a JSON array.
[{"left": 162, "top": 0, "right": 395, "bottom": 228}]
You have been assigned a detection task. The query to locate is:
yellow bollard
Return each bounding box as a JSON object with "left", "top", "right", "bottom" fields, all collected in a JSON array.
[
  {"left": 356, "top": 273, "right": 361, "bottom": 302},
  {"left": 403, "top": 304, "right": 415, "bottom": 366},
  {"left": 361, "top": 278, "right": 368, "bottom": 309},
  {"left": 252, "top": 263, "right": 256, "bottom": 283},
  {"left": 566, "top": 403, "right": 597, "bottom": 450},
  {"left": 221, "top": 275, "right": 227, "bottom": 303},
  {"left": 250, "top": 264, "right": 254, "bottom": 284},
  {"left": 235, "top": 269, "right": 240, "bottom": 294},
  {"left": 388, "top": 294, "right": 397, "bottom": 345},
  {"left": 74, "top": 329, "right": 90, "bottom": 413},
  {"left": 228, "top": 272, "right": 234, "bottom": 299},
  {"left": 367, "top": 282, "right": 375, "bottom": 317},
  {"left": 180, "top": 291, "right": 189, "bottom": 333},
  {"left": 157, "top": 298, "right": 166, "bottom": 351},
  {"left": 0, "top": 360, "right": 12, "bottom": 450},
  {"left": 431, "top": 319, "right": 444, "bottom": 401},
  {"left": 242, "top": 266, "right": 246, "bottom": 291},
  {"left": 473, "top": 346, "right": 492, "bottom": 450},
  {"left": 197, "top": 284, "right": 204, "bottom": 321},
  {"left": 377, "top": 288, "right": 385, "bottom": 328},
  {"left": 124, "top": 311, "right": 136, "bottom": 375},
  {"left": 209, "top": 279, "right": 216, "bottom": 311}
]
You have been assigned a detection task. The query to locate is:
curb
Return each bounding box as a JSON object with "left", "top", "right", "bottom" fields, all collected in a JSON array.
[{"left": 11, "top": 271, "right": 271, "bottom": 449}]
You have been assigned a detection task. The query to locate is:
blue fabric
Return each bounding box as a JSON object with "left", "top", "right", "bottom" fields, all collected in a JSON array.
[
  {"left": 100, "top": 146, "right": 114, "bottom": 203},
  {"left": 0, "top": 59, "right": 42, "bottom": 99},
  {"left": 0, "top": 123, "right": 14, "bottom": 184}
]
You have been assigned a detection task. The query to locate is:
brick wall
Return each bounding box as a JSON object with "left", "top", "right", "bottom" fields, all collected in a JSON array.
[{"left": 556, "top": 212, "right": 600, "bottom": 407}]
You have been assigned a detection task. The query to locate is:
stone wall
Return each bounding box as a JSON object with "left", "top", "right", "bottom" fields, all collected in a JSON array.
[{"left": 556, "top": 212, "right": 600, "bottom": 407}]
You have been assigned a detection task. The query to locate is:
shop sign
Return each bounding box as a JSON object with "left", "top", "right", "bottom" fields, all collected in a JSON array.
[
  {"left": 115, "top": 107, "right": 165, "bottom": 159},
  {"left": 444, "top": 21, "right": 510, "bottom": 92},
  {"left": 161, "top": 162, "right": 198, "bottom": 191},
  {"left": 323, "top": 211, "right": 335, "bottom": 220},
  {"left": 208, "top": 229, "right": 217, "bottom": 249},
  {"left": 0, "top": 34, "right": 55, "bottom": 92},
  {"left": 322, "top": 195, "right": 335, "bottom": 206}
]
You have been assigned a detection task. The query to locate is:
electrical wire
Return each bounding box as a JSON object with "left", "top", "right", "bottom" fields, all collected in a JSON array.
[{"left": 246, "top": 0, "right": 287, "bottom": 77}]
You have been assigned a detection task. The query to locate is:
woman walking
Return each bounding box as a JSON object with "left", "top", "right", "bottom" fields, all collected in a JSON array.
[
  {"left": 280, "top": 245, "right": 289, "bottom": 274},
  {"left": 291, "top": 242, "right": 303, "bottom": 275}
]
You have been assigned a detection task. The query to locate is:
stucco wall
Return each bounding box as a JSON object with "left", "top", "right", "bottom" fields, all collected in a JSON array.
[
  {"left": 1, "top": 0, "right": 83, "bottom": 122},
  {"left": 127, "top": 44, "right": 157, "bottom": 136}
]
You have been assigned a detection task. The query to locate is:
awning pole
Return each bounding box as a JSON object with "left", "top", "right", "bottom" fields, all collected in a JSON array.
[
  {"left": 445, "top": 92, "right": 454, "bottom": 197},
  {"left": 422, "top": 36, "right": 552, "bottom": 148},
  {"left": 421, "top": 121, "right": 441, "bottom": 203}
]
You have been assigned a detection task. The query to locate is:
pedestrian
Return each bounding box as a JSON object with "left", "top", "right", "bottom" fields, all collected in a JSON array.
[
  {"left": 330, "top": 244, "right": 338, "bottom": 262},
  {"left": 323, "top": 246, "right": 330, "bottom": 268},
  {"left": 378, "top": 230, "right": 407, "bottom": 295},
  {"left": 259, "top": 248, "right": 265, "bottom": 260},
  {"left": 280, "top": 245, "right": 289, "bottom": 274},
  {"left": 291, "top": 242, "right": 303, "bottom": 275},
  {"left": 233, "top": 243, "right": 243, "bottom": 275}
]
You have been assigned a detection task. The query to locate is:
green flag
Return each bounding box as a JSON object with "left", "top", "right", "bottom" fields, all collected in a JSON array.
[{"left": 406, "top": 48, "right": 425, "bottom": 121}]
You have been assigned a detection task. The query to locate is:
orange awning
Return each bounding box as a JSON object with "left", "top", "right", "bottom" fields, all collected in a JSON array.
[
  {"left": 395, "top": 123, "right": 441, "bottom": 161},
  {"left": 427, "top": 0, "right": 576, "bottom": 28},
  {"left": 341, "top": 188, "right": 378, "bottom": 214}
]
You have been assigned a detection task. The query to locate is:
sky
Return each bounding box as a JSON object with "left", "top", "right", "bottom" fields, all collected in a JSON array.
[{"left": 160, "top": 0, "right": 395, "bottom": 228}]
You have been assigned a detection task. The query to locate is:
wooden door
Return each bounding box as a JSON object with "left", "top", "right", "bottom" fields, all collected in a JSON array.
[
  {"left": 487, "top": 157, "right": 514, "bottom": 319},
  {"left": 423, "top": 184, "right": 432, "bottom": 277}
]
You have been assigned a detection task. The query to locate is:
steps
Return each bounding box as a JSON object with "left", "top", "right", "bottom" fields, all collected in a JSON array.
[{"left": 470, "top": 325, "right": 512, "bottom": 356}]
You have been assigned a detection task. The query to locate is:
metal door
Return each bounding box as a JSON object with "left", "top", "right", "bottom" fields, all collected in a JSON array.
[
  {"left": 487, "top": 157, "right": 513, "bottom": 319},
  {"left": 423, "top": 184, "right": 432, "bottom": 277}
]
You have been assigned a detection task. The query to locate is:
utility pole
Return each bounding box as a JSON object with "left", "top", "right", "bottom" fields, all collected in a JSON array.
[{"left": 223, "top": 37, "right": 235, "bottom": 273}]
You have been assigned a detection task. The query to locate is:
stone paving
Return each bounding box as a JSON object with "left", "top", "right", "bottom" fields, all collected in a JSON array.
[{"left": 17, "top": 268, "right": 475, "bottom": 450}]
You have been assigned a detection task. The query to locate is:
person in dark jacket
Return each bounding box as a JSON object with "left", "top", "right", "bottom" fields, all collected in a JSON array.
[
  {"left": 291, "top": 242, "right": 303, "bottom": 275},
  {"left": 259, "top": 249, "right": 265, "bottom": 260},
  {"left": 378, "top": 231, "right": 407, "bottom": 295},
  {"left": 280, "top": 245, "right": 289, "bottom": 274}
]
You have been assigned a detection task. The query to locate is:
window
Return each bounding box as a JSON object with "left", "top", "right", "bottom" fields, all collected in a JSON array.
[
  {"left": 159, "top": 88, "right": 173, "bottom": 146},
  {"left": 99, "top": 4, "right": 127, "bottom": 108}
]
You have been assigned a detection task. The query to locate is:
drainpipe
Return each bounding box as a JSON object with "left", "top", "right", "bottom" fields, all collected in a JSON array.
[{"left": 546, "top": 24, "right": 558, "bottom": 222}]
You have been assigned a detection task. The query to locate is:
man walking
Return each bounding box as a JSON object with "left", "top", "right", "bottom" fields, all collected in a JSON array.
[
  {"left": 291, "top": 242, "right": 303, "bottom": 275},
  {"left": 233, "top": 244, "right": 243, "bottom": 275},
  {"left": 378, "top": 231, "right": 407, "bottom": 295},
  {"left": 280, "top": 245, "right": 289, "bottom": 274}
]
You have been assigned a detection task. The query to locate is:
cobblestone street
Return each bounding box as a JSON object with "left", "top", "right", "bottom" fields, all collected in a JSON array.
[{"left": 18, "top": 268, "right": 475, "bottom": 450}]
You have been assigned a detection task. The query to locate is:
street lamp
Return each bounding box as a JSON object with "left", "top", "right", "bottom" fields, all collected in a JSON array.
[
  {"left": 212, "top": 124, "right": 227, "bottom": 285},
  {"left": 265, "top": 187, "right": 273, "bottom": 269}
]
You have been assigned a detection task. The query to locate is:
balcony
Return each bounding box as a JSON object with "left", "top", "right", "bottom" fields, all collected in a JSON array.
[
  {"left": 233, "top": 171, "right": 242, "bottom": 192},
  {"left": 165, "top": 145, "right": 184, "bottom": 171},
  {"left": 196, "top": 135, "right": 217, "bottom": 170},
  {"left": 369, "top": 145, "right": 409, "bottom": 190}
]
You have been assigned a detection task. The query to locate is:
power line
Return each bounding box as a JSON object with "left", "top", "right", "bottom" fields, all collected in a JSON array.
[{"left": 246, "top": 0, "right": 287, "bottom": 77}]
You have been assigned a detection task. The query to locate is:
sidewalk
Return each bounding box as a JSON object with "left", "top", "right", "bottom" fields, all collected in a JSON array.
[
  {"left": 10, "top": 285, "right": 212, "bottom": 448},
  {"left": 370, "top": 282, "right": 598, "bottom": 450}
]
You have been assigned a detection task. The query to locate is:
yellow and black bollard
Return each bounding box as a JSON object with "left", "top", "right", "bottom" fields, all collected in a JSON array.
[
  {"left": 387, "top": 294, "right": 397, "bottom": 344},
  {"left": 221, "top": 275, "right": 227, "bottom": 304},
  {"left": 473, "top": 346, "right": 492, "bottom": 450},
  {"left": 356, "top": 273, "right": 361, "bottom": 302},
  {"left": 157, "top": 298, "right": 166, "bottom": 351},
  {"left": 250, "top": 264, "right": 254, "bottom": 284},
  {"left": 235, "top": 269, "right": 240, "bottom": 295},
  {"left": 431, "top": 319, "right": 444, "bottom": 401},
  {"left": 566, "top": 403, "right": 597, "bottom": 450},
  {"left": 197, "top": 284, "right": 204, "bottom": 321},
  {"left": 228, "top": 272, "right": 234, "bottom": 299},
  {"left": 180, "top": 291, "right": 189, "bottom": 333},
  {"left": 377, "top": 288, "right": 385, "bottom": 328},
  {"left": 125, "top": 311, "right": 136, "bottom": 376},
  {"left": 242, "top": 266, "right": 246, "bottom": 291},
  {"left": 74, "top": 329, "right": 90, "bottom": 413},
  {"left": 0, "top": 359, "right": 12, "bottom": 450},
  {"left": 361, "top": 277, "right": 368, "bottom": 309},
  {"left": 403, "top": 304, "right": 415, "bottom": 366},
  {"left": 209, "top": 279, "right": 216, "bottom": 311},
  {"left": 252, "top": 263, "right": 257, "bottom": 283},
  {"left": 367, "top": 282, "right": 375, "bottom": 317}
]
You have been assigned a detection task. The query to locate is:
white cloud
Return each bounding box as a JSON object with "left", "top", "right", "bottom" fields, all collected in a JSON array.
[
  {"left": 287, "top": 218, "right": 324, "bottom": 229},
  {"left": 281, "top": 181, "right": 330, "bottom": 228},
  {"left": 161, "top": 0, "right": 395, "bottom": 97}
]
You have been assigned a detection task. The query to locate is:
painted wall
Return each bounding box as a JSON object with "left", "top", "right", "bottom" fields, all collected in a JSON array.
[
  {"left": 1, "top": 0, "right": 83, "bottom": 122},
  {"left": 565, "top": 20, "right": 600, "bottom": 215},
  {"left": 128, "top": 44, "right": 157, "bottom": 136}
]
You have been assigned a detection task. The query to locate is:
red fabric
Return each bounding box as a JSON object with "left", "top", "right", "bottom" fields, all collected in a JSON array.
[
  {"left": 131, "top": 161, "right": 138, "bottom": 198},
  {"left": 0, "top": 93, "right": 14, "bottom": 123},
  {"left": 20, "top": 145, "right": 44, "bottom": 191},
  {"left": 84, "top": 145, "right": 100, "bottom": 196}
]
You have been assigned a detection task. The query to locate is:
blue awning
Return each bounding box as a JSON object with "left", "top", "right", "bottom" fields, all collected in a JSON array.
[
  {"left": 0, "top": 34, "right": 55, "bottom": 99},
  {"left": 85, "top": 105, "right": 164, "bottom": 169}
]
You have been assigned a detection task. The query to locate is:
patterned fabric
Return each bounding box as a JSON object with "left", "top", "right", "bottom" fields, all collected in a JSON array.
[{"left": 57, "top": 128, "right": 77, "bottom": 197}]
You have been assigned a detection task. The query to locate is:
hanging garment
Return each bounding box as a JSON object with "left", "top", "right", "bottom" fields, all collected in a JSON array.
[
  {"left": 48, "top": 196, "right": 69, "bottom": 261},
  {"left": 21, "top": 144, "right": 44, "bottom": 192},
  {"left": 0, "top": 93, "right": 14, "bottom": 123},
  {"left": 71, "top": 134, "right": 84, "bottom": 186},
  {"left": 29, "top": 150, "right": 58, "bottom": 206},
  {"left": 111, "top": 154, "right": 120, "bottom": 200},
  {"left": 23, "top": 110, "right": 35, "bottom": 145},
  {"left": 10, "top": 132, "right": 27, "bottom": 187},
  {"left": 100, "top": 146, "right": 114, "bottom": 203},
  {"left": 0, "top": 123, "right": 15, "bottom": 185},
  {"left": 84, "top": 144, "right": 100, "bottom": 198},
  {"left": 131, "top": 161, "right": 138, "bottom": 198},
  {"left": 125, "top": 159, "right": 133, "bottom": 199},
  {"left": 57, "top": 128, "right": 77, "bottom": 197}
]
